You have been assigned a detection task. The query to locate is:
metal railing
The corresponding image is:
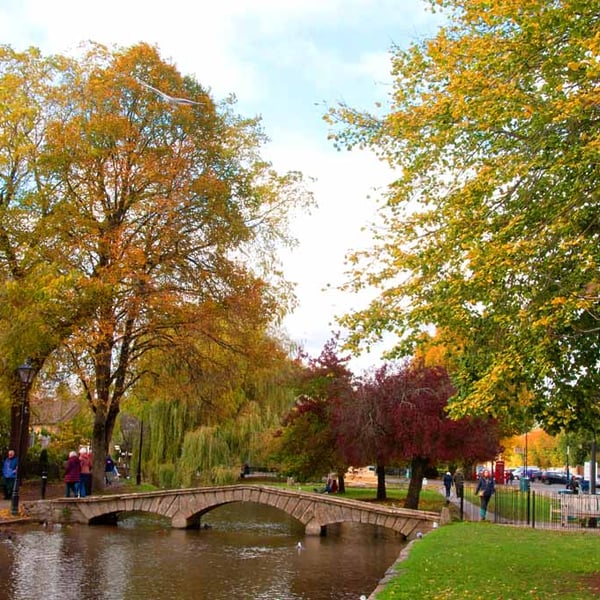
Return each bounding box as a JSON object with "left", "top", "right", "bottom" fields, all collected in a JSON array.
[{"left": 455, "top": 483, "right": 600, "bottom": 531}]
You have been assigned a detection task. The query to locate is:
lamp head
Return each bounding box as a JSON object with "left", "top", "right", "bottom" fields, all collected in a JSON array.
[{"left": 17, "top": 358, "right": 36, "bottom": 385}]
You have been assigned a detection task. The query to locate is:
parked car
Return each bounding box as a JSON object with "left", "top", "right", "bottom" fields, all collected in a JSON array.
[
  {"left": 512, "top": 466, "right": 542, "bottom": 481},
  {"left": 513, "top": 466, "right": 542, "bottom": 481},
  {"left": 541, "top": 470, "right": 568, "bottom": 485}
]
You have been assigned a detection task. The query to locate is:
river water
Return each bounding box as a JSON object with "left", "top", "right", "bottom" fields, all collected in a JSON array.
[{"left": 0, "top": 502, "right": 405, "bottom": 600}]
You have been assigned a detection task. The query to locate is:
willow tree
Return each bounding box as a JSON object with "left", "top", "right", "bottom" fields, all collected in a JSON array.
[
  {"left": 125, "top": 332, "right": 297, "bottom": 487},
  {"left": 330, "top": 0, "right": 600, "bottom": 432},
  {"left": 0, "top": 42, "right": 311, "bottom": 490}
]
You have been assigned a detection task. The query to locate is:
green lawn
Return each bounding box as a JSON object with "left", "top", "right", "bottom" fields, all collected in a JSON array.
[
  {"left": 376, "top": 521, "right": 600, "bottom": 599},
  {"left": 272, "top": 480, "right": 445, "bottom": 505}
]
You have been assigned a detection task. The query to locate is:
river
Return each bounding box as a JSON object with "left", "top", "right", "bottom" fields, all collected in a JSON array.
[{"left": 0, "top": 502, "right": 405, "bottom": 599}]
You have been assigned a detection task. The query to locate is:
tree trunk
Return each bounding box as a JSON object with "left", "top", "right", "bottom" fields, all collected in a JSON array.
[
  {"left": 405, "top": 457, "right": 428, "bottom": 509},
  {"left": 376, "top": 463, "right": 386, "bottom": 500},
  {"left": 91, "top": 407, "right": 119, "bottom": 493},
  {"left": 337, "top": 470, "right": 346, "bottom": 494}
]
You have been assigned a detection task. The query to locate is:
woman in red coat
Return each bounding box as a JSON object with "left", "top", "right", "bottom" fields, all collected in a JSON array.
[{"left": 64, "top": 451, "right": 82, "bottom": 498}]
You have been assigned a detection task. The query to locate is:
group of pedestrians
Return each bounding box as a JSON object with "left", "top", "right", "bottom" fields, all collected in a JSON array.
[
  {"left": 442, "top": 469, "right": 465, "bottom": 501},
  {"left": 3, "top": 447, "right": 120, "bottom": 500},
  {"left": 442, "top": 467, "right": 495, "bottom": 520},
  {"left": 64, "top": 448, "right": 93, "bottom": 498},
  {"left": 64, "top": 450, "right": 120, "bottom": 496}
]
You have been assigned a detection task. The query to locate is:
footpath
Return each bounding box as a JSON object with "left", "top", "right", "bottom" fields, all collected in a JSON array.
[
  {"left": 444, "top": 489, "right": 481, "bottom": 520},
  {"left": 0, "top": 480, "right": 125, "bottom": 525},
  {"left": 0, "top": 480, "right": 66, "bottom": 524}
]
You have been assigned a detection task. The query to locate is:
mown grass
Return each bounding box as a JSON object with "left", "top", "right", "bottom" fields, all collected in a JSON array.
[
  {"left": 270, "top": 480, "right": 452, "bottom": 513},
  {"left": 376, "top": 521, "right": 600, "bottom": 599}
]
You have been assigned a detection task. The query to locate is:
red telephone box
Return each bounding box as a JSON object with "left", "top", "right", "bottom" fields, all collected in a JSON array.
[{"left": 495, "top": 460, "right": 505, "bottom": 484}]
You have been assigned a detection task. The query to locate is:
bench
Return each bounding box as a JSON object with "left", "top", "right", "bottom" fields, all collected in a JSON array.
[{"left": 558, "top": 494, "right": 600, "bottom": 527}]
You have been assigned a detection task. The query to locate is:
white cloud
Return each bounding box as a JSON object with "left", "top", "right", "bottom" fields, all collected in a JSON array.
[{"left": 267, "top": 133, "right": 395, "bottom": 369}]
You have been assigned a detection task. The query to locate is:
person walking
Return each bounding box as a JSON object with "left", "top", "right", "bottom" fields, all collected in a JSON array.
[
  {"left": 568, "top": 476, "right": 579, "bottom": 494},
  {"left": 79, "top": 448, "right": 92, "bottom": 497},
  {"left": 64, "top": 451, "right": 81, "bottom": 498},
  {"left": 2, "top": 450, "right": 18, "bottom": 500},
  {"left": 453, "top": 469, "right": 465, "bottom": 499},
  {"left": 443, "top": 471, "right": 453, "bottom": 502},
  {"left": 105, "top": 455, "right": 117, "bottom": 485},
  {"left": 475, "top": 469, "right": 495, "bottom": 521}
]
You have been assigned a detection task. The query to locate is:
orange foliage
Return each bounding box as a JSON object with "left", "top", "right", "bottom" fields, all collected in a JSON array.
[{"left": 501, "top": 429, "right": 563, "bottom": 468}]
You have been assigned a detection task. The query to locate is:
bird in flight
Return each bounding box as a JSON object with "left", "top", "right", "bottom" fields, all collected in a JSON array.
[{"left": 135, "top": 77, "right": 202, "bottom": 106}]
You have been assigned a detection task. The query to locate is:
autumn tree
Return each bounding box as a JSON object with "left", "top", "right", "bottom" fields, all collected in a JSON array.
[
  {"left": 268, "top": 338, "right": 354, "bottom": 487},
  {"left": 0, "top": 46, "right": 92, "bottom": 465},
  {"left": 0, "top": 42, "right": 311, "bottom": 489},
  {"left": 337, "top": 361, "right": 501, "bottom": 506},
  {"left": 336, "top": 365, "right": 404, "bottom": 500},
  {"left": 330, "top": 1, "right": 600, "bottom": 434}
]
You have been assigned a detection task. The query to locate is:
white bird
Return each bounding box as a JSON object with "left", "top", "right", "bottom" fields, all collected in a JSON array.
[
  {"left": 135, "top": 77, "right": 203, "bottom": 106},
  {"left": 296, "top": 541, "right": 303, "bottom": 551}
]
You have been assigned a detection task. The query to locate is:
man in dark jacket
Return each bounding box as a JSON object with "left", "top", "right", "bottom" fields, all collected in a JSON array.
[
  {"left": 453, "top": 469, "right": 465, "bottom": 499},
  {"left": 443, "top": 471, "right": 453, "bottom": 501}
]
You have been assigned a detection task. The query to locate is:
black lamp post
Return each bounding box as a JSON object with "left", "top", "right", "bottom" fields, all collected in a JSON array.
[
  {"left": 136, "top": 418, "right": 144, "bottom": 486},
  {"left": 565, "top": 434, "right": 570, "bottom": 487},
  {"left": 11, "top": 359, "right": 37, "bottom": 516}
]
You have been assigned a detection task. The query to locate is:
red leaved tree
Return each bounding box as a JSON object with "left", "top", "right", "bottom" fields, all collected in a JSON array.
[
  {"left": 335, "top": 364, "right": 403, "bottom": 500},
  {"left": 336, "top": 361, "right": 501, "bottom": 506},
  {"left": 269, "top": 337, "right": 355, "bottom": 488}
]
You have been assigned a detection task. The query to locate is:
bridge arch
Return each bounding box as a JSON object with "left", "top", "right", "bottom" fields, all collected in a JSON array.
[{"left": 23, "top": 485, "right": 443, "bottom": 539}]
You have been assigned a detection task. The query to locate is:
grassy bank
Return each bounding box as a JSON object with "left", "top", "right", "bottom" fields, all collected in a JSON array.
[{"left": 375, "top": 521, "right": 600, "bottom": 599}]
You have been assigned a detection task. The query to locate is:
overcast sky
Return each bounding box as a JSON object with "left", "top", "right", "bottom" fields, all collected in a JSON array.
[{"left": 0, "top": 0, "right": 444, "bottom": 372}]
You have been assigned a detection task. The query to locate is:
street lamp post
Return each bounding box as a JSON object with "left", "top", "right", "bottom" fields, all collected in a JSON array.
[
  {"left": 11, "top": 359, "right": 37, "bottom": 516},
  {"left": 136, "top": 418, "right": 144, "bottom": 486},
  {"left": 565, "top": 435, "right": 570, "bottom": 486}
]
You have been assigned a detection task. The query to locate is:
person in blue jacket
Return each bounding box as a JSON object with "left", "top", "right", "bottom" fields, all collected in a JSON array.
[
  {"left": 105, "top": 455, "right": 117, "bottom": 485},
  {"left": 2, "top": 449, "right": 18, "bottom": 499},
  {"left": 475, "top": 469, "right": 495, "bottom": 520}
]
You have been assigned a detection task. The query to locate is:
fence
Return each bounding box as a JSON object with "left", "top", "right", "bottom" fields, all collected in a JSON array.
[{"left": 457, "top": 483, "right": 600, "bottom": 531}]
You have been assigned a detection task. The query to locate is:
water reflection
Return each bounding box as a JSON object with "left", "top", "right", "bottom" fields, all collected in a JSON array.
[{"left": 0, "top": 502, "right": 405, "bottom": 600}]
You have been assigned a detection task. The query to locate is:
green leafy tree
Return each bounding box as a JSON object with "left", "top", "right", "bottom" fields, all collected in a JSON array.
[
  {"left": 0, "top": 46, "right": 88, "bottom": 465},
  {"left": 329, "top": 0, "right": 600, "bottom": 433}
]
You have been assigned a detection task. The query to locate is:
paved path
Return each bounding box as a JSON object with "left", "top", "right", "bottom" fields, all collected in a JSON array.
[{"left": 442, "top": 490, "right": 482, "bottom": 521}]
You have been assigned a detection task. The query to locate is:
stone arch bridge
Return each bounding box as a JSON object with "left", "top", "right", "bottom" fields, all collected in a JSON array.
[{"left": 23, "top": 484, "right": 444, "bottom": 539}]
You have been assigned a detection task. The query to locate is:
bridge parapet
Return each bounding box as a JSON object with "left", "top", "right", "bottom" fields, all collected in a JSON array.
[{"left": 23, "top": 485, "right": 442, "bottom": 539}]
